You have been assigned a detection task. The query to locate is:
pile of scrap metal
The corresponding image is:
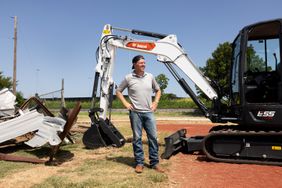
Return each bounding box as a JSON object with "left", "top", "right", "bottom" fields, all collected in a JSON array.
[{"left": 0, "top": 88, "right": 81, "bottom": 164}]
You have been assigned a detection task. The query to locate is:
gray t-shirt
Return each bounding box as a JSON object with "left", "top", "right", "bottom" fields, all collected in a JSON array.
[{"left": 116, "top": 72, "right": 160, "bottom": 112}]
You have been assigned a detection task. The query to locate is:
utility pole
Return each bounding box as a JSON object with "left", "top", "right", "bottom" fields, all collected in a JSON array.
[
  {"left": 61, "top": 78, "right": 66, "bottom": 107},
  {"left": 12, "top": 16, "right": 18, "bottom": 95}
]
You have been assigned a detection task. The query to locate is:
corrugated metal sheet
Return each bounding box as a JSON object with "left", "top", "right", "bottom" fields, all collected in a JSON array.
[{"left": 0, "top": 109, "right": 66, "bottom": 147}]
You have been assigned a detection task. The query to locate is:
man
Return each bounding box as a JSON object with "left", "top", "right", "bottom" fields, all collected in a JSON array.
[{"left": 116, "top": 55, "right": 164, "bottom": 173}]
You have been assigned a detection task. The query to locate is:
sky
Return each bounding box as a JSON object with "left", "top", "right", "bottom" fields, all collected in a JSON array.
[{"left": 0, "top": 0, "right": 282, "bottom": 98}]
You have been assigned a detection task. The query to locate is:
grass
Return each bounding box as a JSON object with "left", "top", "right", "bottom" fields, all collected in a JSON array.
[
  {"left": 77, "top": 109, "right": 201, "bottom": 119},
  {"left": 0, "top": 112, "right": 174, "bottom": 187},
  {"left": 42, "top": 97, "right": 201, "bottom": 110},
  {"left": 28, "top": 133, "right": 169, "bottom": 188},
  {"left": 0, "top": 161, "right": 32, "bottom": 178}
]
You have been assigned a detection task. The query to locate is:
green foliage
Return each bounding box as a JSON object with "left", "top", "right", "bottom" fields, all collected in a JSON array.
[
  {"left": 246, "top": 44, "right": 267, "bottom": 72},
  {"left": 0, "top": 71, "right": 24, "bottom": 106},
  {"left": 198, "top": 42, "right": 232, "bottom": 99},
  {"left": 155, "top": 73, "right": 169, "bottom": 93},
  {"left": 158, "top": 97, "right": 198, "bottom": 108},
  {"left": 161, "top": 93, "right": 177, "bottom": 100},
  {"left": 0, "top": 71, "right": 12, "bottom": 89},
  {"left": 16, "top": 91, "right": 25, "bottom": 106},
  {"left": 42, "top": 97, "right": 198, "bottom": 110}
]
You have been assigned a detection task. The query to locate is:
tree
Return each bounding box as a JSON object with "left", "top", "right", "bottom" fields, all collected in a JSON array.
[
  {"left": 246, "top": 44, "right": 268, "bottom": 72},
  {"left": 0, "top": 71, "right": 13, "bottom": 89},
  {"left": 155, "top": 73, "right": 169, "bottom": 94},
  {"left": 0, "top": 71, "right": 24, "bottom": 105},
  {"left": 198, "top": 42, "right": 232, "bottom": 99}
]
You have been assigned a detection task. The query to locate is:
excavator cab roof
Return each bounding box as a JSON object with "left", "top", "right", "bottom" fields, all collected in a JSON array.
[{"left": 243, "top": 18, "right": 282, "bottom": 40}]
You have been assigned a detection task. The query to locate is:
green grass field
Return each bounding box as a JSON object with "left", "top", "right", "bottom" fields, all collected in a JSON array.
[{"left": 42, "top": 97, "right": 205, "bottom": 110}]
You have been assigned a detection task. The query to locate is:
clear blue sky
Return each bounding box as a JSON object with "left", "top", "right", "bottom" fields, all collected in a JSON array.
[{"left": 1, "top": 0, "right": 282, "bottom": 98}]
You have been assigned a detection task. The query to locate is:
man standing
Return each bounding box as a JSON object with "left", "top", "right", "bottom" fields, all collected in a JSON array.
[{"left": 116, "top": 55, "right": 164, "bottom": 173}]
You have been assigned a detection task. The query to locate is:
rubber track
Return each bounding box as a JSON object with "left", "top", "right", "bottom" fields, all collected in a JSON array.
[{"left": 203, "top": 126, "right": 282, "bottom": 166}]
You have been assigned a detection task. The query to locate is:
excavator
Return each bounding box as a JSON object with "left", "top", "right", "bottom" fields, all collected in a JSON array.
[{"left": 83, "top": 18, "right": 282, "bottom": 165}]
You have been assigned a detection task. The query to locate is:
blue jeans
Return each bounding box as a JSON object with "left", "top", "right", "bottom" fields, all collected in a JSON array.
[{"left": 129, "top": 111, "right": 159, "bottom": 167}]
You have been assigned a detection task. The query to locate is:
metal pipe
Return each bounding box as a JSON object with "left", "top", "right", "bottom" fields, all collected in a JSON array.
[{"left": 112, "top": 26, "right": 132, "bottom": 32}]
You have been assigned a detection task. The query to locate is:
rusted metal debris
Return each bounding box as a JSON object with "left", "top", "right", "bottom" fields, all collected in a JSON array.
[
  {"left": 48, "top": 102, "right": 81, "bottom": 164},
  {"left": 0, "top": 153, "right": 45, "bottom": 163},
  {"left": 0, "top": 91, "right": 81, "bottom": 164}
]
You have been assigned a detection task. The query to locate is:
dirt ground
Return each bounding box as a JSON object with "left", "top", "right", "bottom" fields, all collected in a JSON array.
[{"left": 157, "top": 122, "right": 282, "bottom": 188}]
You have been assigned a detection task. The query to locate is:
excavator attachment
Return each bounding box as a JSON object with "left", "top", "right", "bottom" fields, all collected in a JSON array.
[
  {"left": 161, "top": 129, "right": 204, "bottom": 159},
  {"left": 82, "top": 109, "right": 125, "bottom": 149},
  {"left": 161, "top": 129, "right": 187, "bottom": 159}
]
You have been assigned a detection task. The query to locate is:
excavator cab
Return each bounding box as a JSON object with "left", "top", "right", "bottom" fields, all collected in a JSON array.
[{"left": 230, "top": 19, "right": 282, "bottom": 127}]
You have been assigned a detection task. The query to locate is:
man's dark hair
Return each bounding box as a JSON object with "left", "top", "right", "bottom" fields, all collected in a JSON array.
[
  {"left": 132, "top": 55, "right": 144, "bottom": 64},
  {"left": 132, "top": 55, "right": 144, "bottom": 69}
]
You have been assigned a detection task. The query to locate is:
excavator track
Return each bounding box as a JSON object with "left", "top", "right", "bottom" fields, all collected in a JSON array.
[{"left": 203, "top": 126, "right": 282, "bottom": 166}]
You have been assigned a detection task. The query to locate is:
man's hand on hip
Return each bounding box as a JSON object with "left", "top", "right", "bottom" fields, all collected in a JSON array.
[
  {"left": 150, "top": 102, "right": 158, "bottom": 112},
  {"left": 125, "top": 102, "right": 134, "bottom": 110}
]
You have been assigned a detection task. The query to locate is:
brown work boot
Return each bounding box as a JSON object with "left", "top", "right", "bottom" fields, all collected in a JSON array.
[
  {"left": 152, "top": 165, "right": 165, "bottom": 173},
  {"left": 135, "top": 165, "right": 144, "bottom": 173}
]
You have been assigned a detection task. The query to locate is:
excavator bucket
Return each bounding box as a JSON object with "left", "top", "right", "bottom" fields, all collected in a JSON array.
[
  {"left": 82, "top": 121, "right": 107, "bottom": 148},
  {"left": 83, "top": 118, "right": 125, "bottom": 149}
]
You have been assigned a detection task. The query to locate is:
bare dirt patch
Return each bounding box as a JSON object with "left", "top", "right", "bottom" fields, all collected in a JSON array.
[{"left": 157, "top": 122, "right": 282, "bottom": 188}]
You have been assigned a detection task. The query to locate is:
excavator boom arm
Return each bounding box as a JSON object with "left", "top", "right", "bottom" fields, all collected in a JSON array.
[{"left": 94, "top": 24, "right": 218, "bottom": 119}]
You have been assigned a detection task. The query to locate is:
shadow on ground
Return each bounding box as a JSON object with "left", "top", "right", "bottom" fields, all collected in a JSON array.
[{"left": 0, "top": 144, "right": 74, "bottom": 165}]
